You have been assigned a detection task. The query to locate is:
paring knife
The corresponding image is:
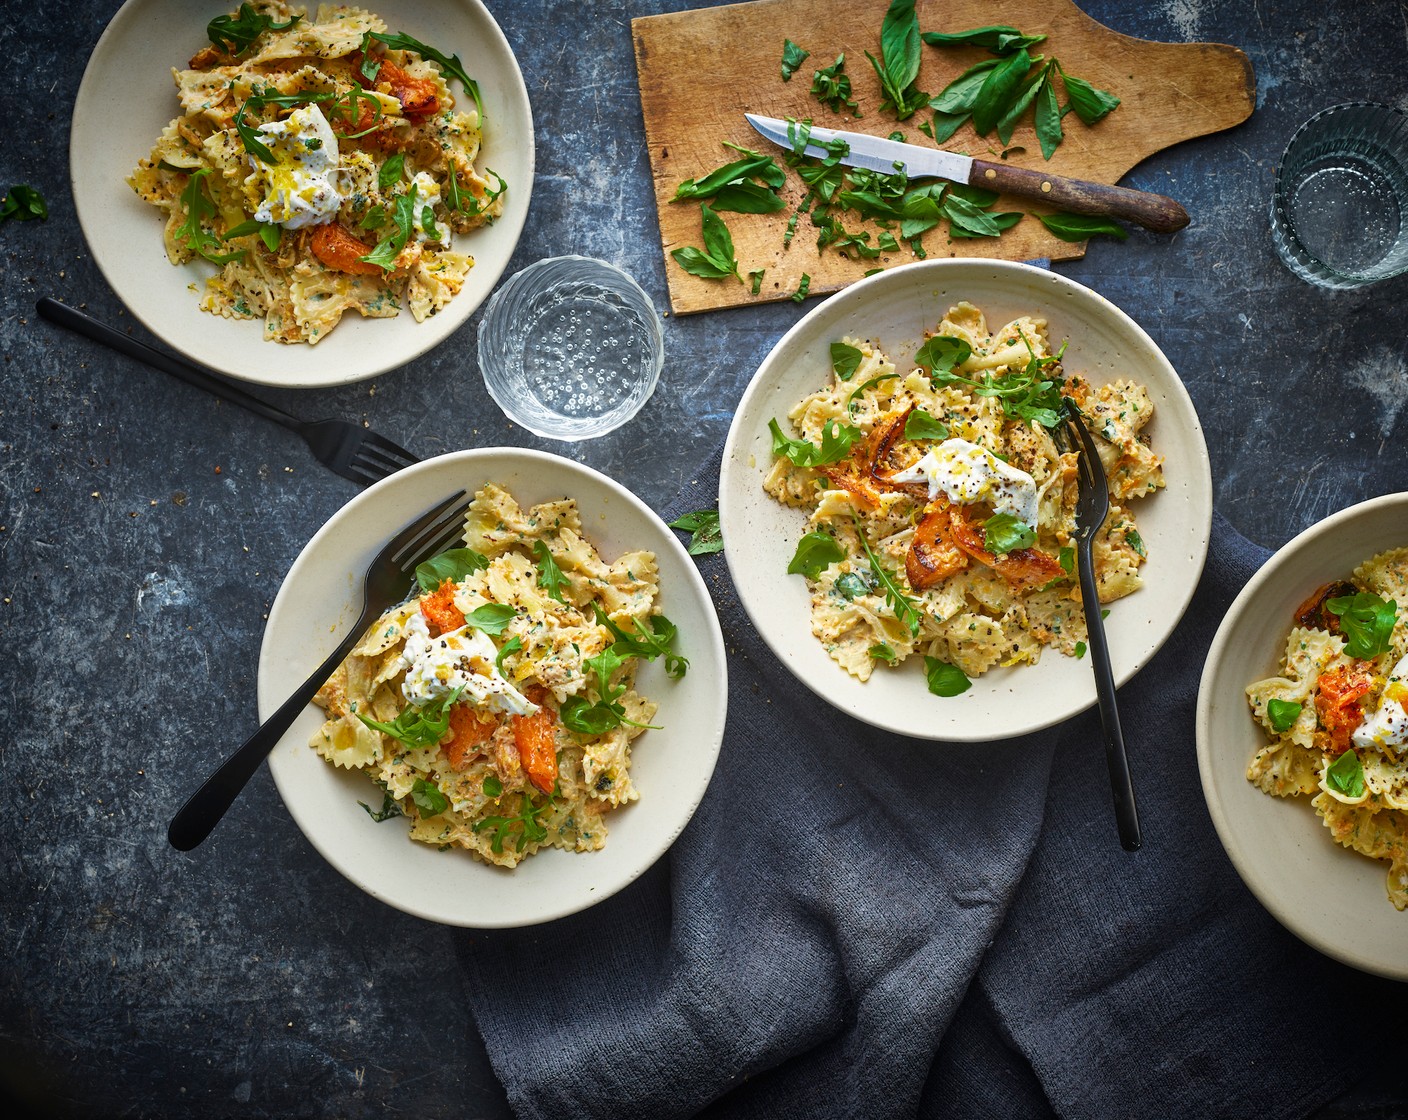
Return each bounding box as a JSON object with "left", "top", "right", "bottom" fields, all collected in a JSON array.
[{"left": 744, "top": 113, "right": 1189, "bottom": 234}]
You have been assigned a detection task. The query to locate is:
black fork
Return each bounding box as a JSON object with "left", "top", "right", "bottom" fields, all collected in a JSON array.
[
  {"left": 167, "top": 490, "right": 472, "bottom": 850},
  {"left": 1055, "top": 404, "right": 1142, "bottom": 852},
  {"left": 36, "top": 298, "right": 419, "bottom": 486}
]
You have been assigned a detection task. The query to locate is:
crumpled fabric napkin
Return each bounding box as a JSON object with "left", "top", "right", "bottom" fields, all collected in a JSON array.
[{"left": 458, "top": 454, "right": 1404, "bottom": 1119}]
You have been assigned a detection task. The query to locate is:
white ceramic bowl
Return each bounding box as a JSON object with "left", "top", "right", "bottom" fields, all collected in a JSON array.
[
  {"left": 259, "top": 449, "right": 727, "bottom": 927},
  {"left": 72, "top": 0, "right": 533, "bottom": 388},
  {"left": 719, "top": 259, "right": 1212, "bottom": 742},
  {"left": 1197, "top": 493, "right": 1408, "bottom": 980}
]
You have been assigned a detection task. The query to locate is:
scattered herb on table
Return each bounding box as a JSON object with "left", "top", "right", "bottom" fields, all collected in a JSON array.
[
  {"left": 0, "top": 185, "right": 47, "bottom": 224},
  {"left": 669, "top": 509, "right": 724, "bottom": 555},
  {"left": 791, "top": 273, "right": 812, "bottom": 301}
]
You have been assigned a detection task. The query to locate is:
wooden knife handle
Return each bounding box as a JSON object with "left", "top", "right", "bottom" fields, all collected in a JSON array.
[{"left": 970, "top": 159, "right": 1189, "bottom": 234}]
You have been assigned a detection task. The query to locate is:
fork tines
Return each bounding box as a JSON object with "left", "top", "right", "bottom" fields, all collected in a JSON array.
[
  {"left": 390, "top": 490, "right": 472, "bottom": 571},
  {"left": 347, "top": 431, "right": 421, "bottom": 486}
]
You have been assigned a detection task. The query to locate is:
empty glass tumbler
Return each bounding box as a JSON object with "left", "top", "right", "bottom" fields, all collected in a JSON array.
[
  {"left": 476, "top": 256, "right": 665, "bottom": 441},
  {"left": 1270, "top": 102, "right": 1408, "bottom": 289}
]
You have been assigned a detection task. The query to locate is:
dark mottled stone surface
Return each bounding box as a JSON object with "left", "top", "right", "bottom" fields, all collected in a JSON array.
[{"left": 2, "top": 0, "right": 1406, "bottom": 1117}]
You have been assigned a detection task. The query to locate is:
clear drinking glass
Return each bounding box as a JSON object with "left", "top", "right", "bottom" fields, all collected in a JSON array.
[
  {"left": 1269, "top": 102, "right": 1408, "bottom": 289},
  {"left": 476, "top": 256, "right": 665, "bottom": 441}
]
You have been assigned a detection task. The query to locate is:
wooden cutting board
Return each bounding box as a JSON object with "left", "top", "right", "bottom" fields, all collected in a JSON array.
[{"left": 632, "top": 0, "right": 1254, "bottom": 315}]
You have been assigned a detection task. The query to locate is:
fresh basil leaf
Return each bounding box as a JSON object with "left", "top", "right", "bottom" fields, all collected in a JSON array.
[
  {"left": 494, "top": 636, "right": 522, "bottom": 676},
  {"left": 0, "top": 184, "right": 47, "bottom": 223},
  {"left": 943, "top": 193, "right": 1007, "bottom": 237},
  {"left": 869, "top": 642, "right": 899, "bottom": 663},
  {"left": 879, "top": 0, "right": 921, "bottom": 93},
  {"left": 830, "top": 342, "right": 864, "bottom": 381},
  {"left": 207, "top": 3, "right": 300, "bottom": 55},
  {"left": 671, "top": 246, "right": 735, "bottom": 279},
  {"left": 749, "top": 268, "right": 766, "bottom": 294},
  {"left": 928, "top": 58, "right": 1003, "bottom": 114},
  {"left": 924, "top": 656, "right": 972, "bottom": 696},
  {"left": 782, "top": 39, "right": 811, "bottom": 81},
  {"left": 995, "top": 64, "right": 1049, "bottom": 146},
  {"left": 1325, "top": 748, "right": 1366, "bottom": 799},
  {"left": 914, "top": 334, "right": 971, "bottom": 375},
  {"left": 1059, "top": 546, "right": 1075, "bottom": 574},
  {"left": 710, "top": 181, "right": 787, "bottom": 214},
  {"left": 358, "top": 784, "right": 404, "bottom": 822},
  {"left": 378, "top": 153, "right": 406, "bottom": 191},
  {"left": 791, "top": 273, "right": 812, "bottom": 303},
  {"left": 671, "top": 203, "right": 740, "bottom": 281},
  {"left": 463, "top": 603, "right": 517, "bottom": 636},
  {"left": 1266, "top": 698, "right": 1303, "bottom": 734},
  {"left": 1034, "top": 75, "right": 1064, "bottom": 159},
  {"left": 1037, "top": 212, "right": 1130, "bottom": 242},
  {"left": 1126, "top": 529, "right": 1146, "bottom": 558},
  {"left": 927, "top": 109, "right": 970, "bottom": 144},
  {"left": 971, "top": 49, "right": 1033, "bottom": 136},
  {"left": 532, "top": 540, "right": 569, "bottom": 604},
  {"left": 669, "top": 509, "right": 724, "bottom": 555},
  {"left": 788, "top": 532, "right": 845, "bottom": 579},
  {"left": 921, "top": 25, "right": 1047, "bottom": 54},
  {"left": 411, "top": 778, "right": 449, "bottom": 816},
  {"left": 983, "top": 512, "right": 1036, "bottom": 554},
  {"left": 1326, "top": 593, "right": 1399, "bottom": 659},
  {"left": 674, "top": 154, "right": 786, "bottom": 201},
  {"left": 904, "top": 409, "right": 949, "bottom": 441},
  {"left": 1059, "top": 67, "right": 1121, "bottom": 125},
  {"left": 483, "top": 775, "right": 504, "bottom": 798},
  {"left": 1074, "top": 641, "right": 1088, "bottom": 658},
  {"left": 948, "top": 210, "right": 1022, "bottom": 239},
  {"left": 899, "top": 194, "right": 944, "bottom": 238},
  {"left": 415, "top": 547, "right": 490, "bottom": 594}
]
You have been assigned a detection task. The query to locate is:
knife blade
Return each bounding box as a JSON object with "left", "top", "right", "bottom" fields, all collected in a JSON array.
[{"left": 744, "top": 113, "right": 1189, "bottom": 234}]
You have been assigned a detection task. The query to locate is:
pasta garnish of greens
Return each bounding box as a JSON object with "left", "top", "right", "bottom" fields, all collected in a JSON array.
[
  {"left": 311, "top": 484, "right": 687, "bottom": 869},
  {"left": 129, "top": 2, "right": 506, "bottom": 345},
  {"left": 763, "top": 300, "right": 1163, "bottom": 693},
  {"left": 1246, "top": 549, "right": 1408, "bottom": 909}
]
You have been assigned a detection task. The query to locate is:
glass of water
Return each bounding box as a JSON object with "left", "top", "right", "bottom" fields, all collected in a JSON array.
[
  {"left": 1270, "top": 102, "right": 1408, "bottom": 289},
  {"left": 476, "top": 256, "right": 664, "bottom": 441}
]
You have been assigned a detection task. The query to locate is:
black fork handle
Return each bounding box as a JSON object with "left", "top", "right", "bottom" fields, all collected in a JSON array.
[
  {"left": 1077, "top": 550, "right": 1142, "bottom": 852},
  {"left": 36, "top": 298, "right": 302, "bottom": 433},
  {"left": 167, "top": 603, "right": 372, "bottom": 851}
]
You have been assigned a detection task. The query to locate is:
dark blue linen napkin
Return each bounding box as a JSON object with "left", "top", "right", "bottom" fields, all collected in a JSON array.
[{"left": 458, "top": 457, "right": 1405, "bottom": 1119}]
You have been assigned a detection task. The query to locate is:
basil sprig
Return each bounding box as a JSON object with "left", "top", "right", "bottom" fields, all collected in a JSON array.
[
  {"left": 1326, "top": 592, "right": 1399, "bottom": 660},
  {"left": 866, "top": 0, "right": 927, "bottom": 120},
  {"left": 671, "top": 203, "right": 742, "bottom": 281}
]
